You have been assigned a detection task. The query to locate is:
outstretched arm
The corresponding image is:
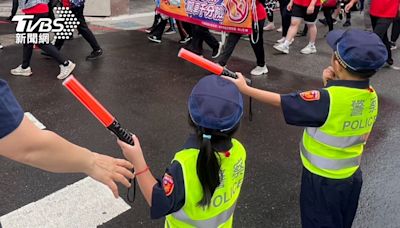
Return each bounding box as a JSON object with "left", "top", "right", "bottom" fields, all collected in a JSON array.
[
  {"left": 222, "top": 73, "right": 281, "bottom": 107},
  {"left": 0, "top": 116, "right": 134, "bottom": 198}
]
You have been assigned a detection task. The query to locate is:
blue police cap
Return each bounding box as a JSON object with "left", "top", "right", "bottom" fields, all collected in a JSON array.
[
  {"left": 327, "top": 29, "right": 388, "bottom": 72},
  {"left": 189, "top": 75, "right": 243, "bottom": 131}
]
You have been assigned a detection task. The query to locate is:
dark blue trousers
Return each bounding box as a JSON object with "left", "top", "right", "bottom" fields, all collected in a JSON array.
[{"left": 300, "top": 167, "right": 363, "bottom": 228}]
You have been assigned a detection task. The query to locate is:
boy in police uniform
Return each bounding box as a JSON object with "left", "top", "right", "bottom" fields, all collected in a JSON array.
[{"left": 224, "top": 28, "right": 388, "bottom": 228}]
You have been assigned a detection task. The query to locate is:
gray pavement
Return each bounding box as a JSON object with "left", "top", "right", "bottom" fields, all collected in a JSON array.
[{"left": 0, "top": 9, "right": 400, "bottom": 228}]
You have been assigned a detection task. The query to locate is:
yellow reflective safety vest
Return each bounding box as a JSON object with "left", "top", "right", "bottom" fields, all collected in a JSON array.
[
  {"left": 165, "top": 139, "right": 246, "bottom": 228},
  {"left": 300, "top": 86, "right": 378, "bottom": 179}
]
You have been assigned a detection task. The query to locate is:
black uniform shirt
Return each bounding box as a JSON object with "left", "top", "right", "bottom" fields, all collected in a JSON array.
[
  {"left": 280, "top": 80, "right": 370, "bottom": 127},
  {"left": 0, "top": 79, "right": 24, "bottom": 139},
  {"left": 150, "top": 134, "right": 233, "bottom": 219}
]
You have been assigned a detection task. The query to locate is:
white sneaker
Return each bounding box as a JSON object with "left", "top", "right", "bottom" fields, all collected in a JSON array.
[
  {"left": 11, "top": 65, "right": 32, "bottom": 77},
  {"left": 0, "top": 43, "right": 3, "bottom": 49},
  {"left": 57, "top": 61, "right": 76, "bottom": 80},
  {"left": 277, "top": 27, "right": 282, "bottom": 33},
  {"left": 273, "top": 43, "right": 289, "bottom": 54},
  {"left": 300, "top": 44, "right": 317, "bottom": 54},
  {"left": 263, "top": 23, "right": 275, "bottom": 31},
  {"left": 276, "top": 37, "right": 294, "bottom": 45},
  {"left": 250, "top": 65, "right": 269, "bottom": 76}
]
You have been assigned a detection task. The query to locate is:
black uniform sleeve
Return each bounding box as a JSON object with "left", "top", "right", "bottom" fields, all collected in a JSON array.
[
  {"left": 280, "top": 89, "right": 330, "bottom": 127},
  {"left": 150, "top": 161, "right": 185, "bottom": 219},
  {"left": 0, "top": 80, "right": 24, "bottom": 139}
]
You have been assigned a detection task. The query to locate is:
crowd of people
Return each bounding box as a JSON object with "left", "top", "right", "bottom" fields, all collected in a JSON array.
[
  {"left": 144, "top": 0, "right": 399, "bottom": 75},
  {"left": 0, "top": 0, "right": 399, "bottom": 227}
]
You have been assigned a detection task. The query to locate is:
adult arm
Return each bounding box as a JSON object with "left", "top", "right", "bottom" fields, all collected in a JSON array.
[{"left": 0, "top": 117, "right": 134, "bottom": 197}]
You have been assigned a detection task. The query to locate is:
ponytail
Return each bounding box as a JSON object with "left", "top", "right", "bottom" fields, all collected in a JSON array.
[
  {"left": 196, "top": 129, "right": 221, "bottom": 207},
  {"left": 188, "top": 114, "right": 240, "bottom": 207}
]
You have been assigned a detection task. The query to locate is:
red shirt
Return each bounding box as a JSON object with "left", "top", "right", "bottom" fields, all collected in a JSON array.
[
  {"left": 254, "top": 0, "right": 267, "bottom": 21},
  {"left": 294, "top": 0, "right": 322, "bottom": 7},
  {"left": 22, "top": 4, "right": 49, "bottom": 14},
  {"left": 370, "top": 0, "right": 400, "bottom": 18}
]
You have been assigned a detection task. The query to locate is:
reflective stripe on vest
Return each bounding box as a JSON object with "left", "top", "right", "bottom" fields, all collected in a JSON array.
[
  {"left": 305, "top": 127, "right": 366, "bottom": 148},
  {"left": 170, "top": 202, "right": 236, "bottom": 228},
  {"left": 300, "top": 142, "right": 361, "bottom": 170}
]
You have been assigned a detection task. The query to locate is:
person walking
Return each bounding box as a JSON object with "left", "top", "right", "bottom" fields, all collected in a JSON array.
[{"left": 10, "top": 0, "right": 76, "bottom": 79}]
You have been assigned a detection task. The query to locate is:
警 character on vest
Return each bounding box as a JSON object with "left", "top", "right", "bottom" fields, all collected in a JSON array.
[
  {"left": 224, "top": 28, "right": 388, "bottom": 228},
  {"left": 118, "top": 75, "right": 247, "bottom": 228}
]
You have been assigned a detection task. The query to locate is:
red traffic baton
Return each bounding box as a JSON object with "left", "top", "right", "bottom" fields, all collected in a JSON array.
[
  {"left": 63, "top": 75, "right": 137, "bottom": 202},
  {"left": 178, "top": 48, "right": 254, "bottom": 121},
  {"left": 178, "top": 48, "right": 252, "bottom": 84},
  {"left": 62, "top": 75, "right": 134, "bottom": 145}
]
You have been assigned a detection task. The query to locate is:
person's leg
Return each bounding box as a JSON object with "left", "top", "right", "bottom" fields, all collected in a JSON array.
[
  {"left": 323, "top": 7, "right": 334, "bottom": 31},
  {"left": 22, "top": 44, "right": 34, "bottom": 69},
  {"left": 250, "top": 19, "right": 268, "bottom": 75},
  {"left": 285, "top": 5, "right": 305, "bottom": 43},
  {"left": 343, "top": 10, "right": 352, "bottom": 27},
  {"left": 280, "top": 0, "right": 292, "bottom": 37},
  {"left": 190, "top": 25, "right": 204, "bottom": 55},
  {"left": 176, "top": 20, "right": 189, "bottom": 40},
  {"left": 391, "top": 17, "right": 400, "bottom": 43},
  {"left": 371, "top": 16, "right": 393, "bottom": 64},
  {"left": 307, "top": 24, "right": 317, "bottom": 43},
  {"left": 218, "top": 33, "right": 241, "bottom": 66},
  {"left": 10, "top": 0, "right": 18, "bottom": 19},
  {"left": 197, "top": 27, "right": 219, "bottom": 50},
  {"left": 363, "top": 0, "right": 372, "bottom": 30},
  {"left": 73, "top": 6, "right": 101, "bottom": 52},
  {"left": 264, "top": 2, "right": 275, "bottom": 31},
  {"left": 342, "top": 169, "right": 363, "bottom": 228},
  {"left": 39, "top": 44, "right": 68, "bottom": 65},
  {"left": 250, "top": 19, "right": 266, "bottom": 67},
  {"left": 300, "top": 168, "right": 345, "bottom": 228},
  {"left": 149, "top": 16, "right": 168, "bottom": 42}
]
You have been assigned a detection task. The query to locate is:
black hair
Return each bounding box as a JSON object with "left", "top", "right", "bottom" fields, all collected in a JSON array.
[{"left": 188, "top": 115, "right": 239, "bottom": 207}]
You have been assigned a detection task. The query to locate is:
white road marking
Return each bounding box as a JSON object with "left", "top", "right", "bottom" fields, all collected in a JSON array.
[
  {"left": 24, "top": 112, "right": 46, "bottom": 130},
  {"left": 0, "top": 177, "right": 131, "bottom": 228}
]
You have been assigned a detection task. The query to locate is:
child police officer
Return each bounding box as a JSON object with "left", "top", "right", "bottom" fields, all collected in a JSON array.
[
  {"left": 118, "top": 75, "right": 246, "bottom": 227},
  {"left": 224, "top": 29, "right": 388, "bottom": 228}
]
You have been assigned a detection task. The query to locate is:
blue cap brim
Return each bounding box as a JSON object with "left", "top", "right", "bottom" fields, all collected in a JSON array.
[{"left": 326, "top": 29, "right": 346, "bottom": 50}]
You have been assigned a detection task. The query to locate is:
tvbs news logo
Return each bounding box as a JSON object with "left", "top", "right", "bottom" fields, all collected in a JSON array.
[{"left": 12, "top": 7, "right": 80, "bottom": 44}]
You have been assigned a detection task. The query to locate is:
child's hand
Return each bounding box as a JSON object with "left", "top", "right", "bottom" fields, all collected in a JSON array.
[
  {"left": 222, "top": 72, "right": 249, "bottom": 92},
  {"left": 117, "top": 135, "right": 145, "bottom": 169},
  {"left": 323, "top": 66, "right": 336, "bottom": 86}
]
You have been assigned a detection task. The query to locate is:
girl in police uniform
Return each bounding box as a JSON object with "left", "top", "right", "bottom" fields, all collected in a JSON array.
[{"left": 118, "top": 75, "right": 247, "bottom": 228}]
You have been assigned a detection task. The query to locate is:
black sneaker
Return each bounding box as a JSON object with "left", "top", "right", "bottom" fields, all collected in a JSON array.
[
  {"left": 148, "top": 35, "right": 162, "bottom": 43},
  {"left": 179, "top": 36, "right": 192, "bottom": 44},
  {"left": 387, "top": 58, "right": 394, "bottom": 66},
  {"left": 212, "top": 42, "right": 222, "bottom": 59},
  {"left": 164, "top": 27, "right": 176, "bottom": 35},
  {"left": 86, "top": 49, "right": 103, "bottom": 60},
  {"left": 318, "top": 18, "right": 327, "bottom": 26},
  {"left": 343, "top": 21, "right": 351, "bottom": 27}
]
